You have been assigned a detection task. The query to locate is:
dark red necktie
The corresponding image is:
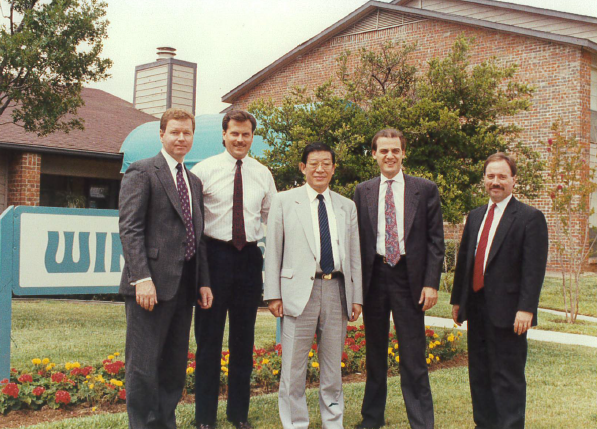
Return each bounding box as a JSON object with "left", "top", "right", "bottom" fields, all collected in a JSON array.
[
  {"left": 176, "top": 163, "right": 196, "bottom": 261},
  {"left": 472, "top": 203, "right": 496, "bottom": 292},
  {"left": 232, "top": 159, "right": 246, "bottom": 251}
]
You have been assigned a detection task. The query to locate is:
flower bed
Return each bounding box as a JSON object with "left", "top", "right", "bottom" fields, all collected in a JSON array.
[{"left": 1, "top": 325, "right": 462, "bottom": 414}]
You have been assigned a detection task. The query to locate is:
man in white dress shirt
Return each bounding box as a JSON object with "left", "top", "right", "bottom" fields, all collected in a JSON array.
[
  {"left": 190, "top": 110, "right": 276, "bottom": 429},
  {"left": 264, "top": 142, "right": 362, "bottom": 429}
]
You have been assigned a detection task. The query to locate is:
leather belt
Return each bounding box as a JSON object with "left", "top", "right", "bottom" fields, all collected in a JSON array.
[
  {"left": 315, "top": 272, "right": 342, "bottom": 280},
  {"left": 206, "top": 236, "right": 258, "bottom": 247},
  {"left": 375, "top": 254, "right": 406, "bottom": 265}
]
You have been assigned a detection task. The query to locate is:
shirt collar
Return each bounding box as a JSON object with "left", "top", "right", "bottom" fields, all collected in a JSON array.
[
  {"left": 489, "top": 193, "right": 513, "bottom": 212},
  {"left": 222, "top": 148, "right": 248, "bottom": 166},
  {"left": 306, "top": 184, "right": 332, "bottom": 203},
  {"left": 380, "top": 169, "right": 404, "bottom": 185},
  {"left": 161, "top": 148, "right": 184, "bottom": 172}
]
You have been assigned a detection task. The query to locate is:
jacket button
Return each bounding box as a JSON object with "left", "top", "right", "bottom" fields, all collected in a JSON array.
[{"left": 311, "top": 276, "right": 314, "bottom": 280}]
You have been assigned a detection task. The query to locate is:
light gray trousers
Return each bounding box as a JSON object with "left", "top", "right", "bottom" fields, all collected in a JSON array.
[{"left": 279, "top": 277, "right": 348, "bottom": 429}]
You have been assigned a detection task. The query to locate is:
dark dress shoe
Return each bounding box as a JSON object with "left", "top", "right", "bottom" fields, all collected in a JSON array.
[
  {"left": 356, "top": 423, "right": 382, "bottom": 429},
  {"left": 232, "top": 422, "right": 253, "bottom": 429},
  {"left": 198, "top": 424, "right": 216, "bottom": 429}
]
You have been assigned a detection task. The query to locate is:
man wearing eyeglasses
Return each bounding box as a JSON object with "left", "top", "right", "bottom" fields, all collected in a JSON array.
[{"left": 264, "top": 142, "right": 362, "bottom": 429}]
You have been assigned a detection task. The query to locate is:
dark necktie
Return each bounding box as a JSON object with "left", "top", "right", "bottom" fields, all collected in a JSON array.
[
  {"left": 317, "top": 194, "right": 334, "bottom": 274},
  {"left": 176, "top": 163, "right": 196, "bottom": 261},
  {"left": 232, "top": 159, "right": 247, "bottom": 251},
  {"left": 385, "top": 180, "right": 401, "bottom": 267},
  {"left": 472, "top": 203, "right": 496, "bottom": 292}
]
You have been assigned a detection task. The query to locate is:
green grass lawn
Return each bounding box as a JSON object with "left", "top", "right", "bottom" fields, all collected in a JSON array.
[
  {"left": 21, "top": 341, "right": 597, "bottom": 428},
  {"left": 540, "top": 274, "right": 597, "bottom": 317}
]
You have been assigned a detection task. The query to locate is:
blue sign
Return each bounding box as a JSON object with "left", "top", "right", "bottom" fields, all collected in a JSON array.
[{"left": 0, "top": 206, "right": 122, "bottom": 379}]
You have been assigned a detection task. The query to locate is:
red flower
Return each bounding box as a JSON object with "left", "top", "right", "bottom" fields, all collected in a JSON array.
[
  {"left": 81, "top": 366, "right": 93, "bottom": 376},
  {"left": 119, "top": 389, "right": 127, "bottom": 401},
  {"left": 359, "top": 325, "right": 364, "bottom": 330},
  {"left": 189, "top": 361, "right": 196, "bottom": 369},
  {"left": 346, "top": 326, "right": 357, "bottom": 332},
  {"left": 11, "top": 368, "right": 17, "bottom": 373},
  {"left": 33, "top": 386, "right": 45, "bottom": 396},
  {"left": 0, "top": 378, "right": 8, "bottom": 384},
  {"left": 55, "top": 390, "right": 71, "bottom": 405},
  {"left": 388, "top": 332, "right": 394, "bottom": 338},
  {"left": 1, "top": 383, "right": 19, "bottom": 398},
  {"left": 425, "top": 329, "right": 435, "bottom": 337},
  {"left": 345, "top": 337, "right": 355, "bottom": 345},
  {"left": 355, "top": 332, "right": 364, "bottom": 339},
  {"left": 350, "top": 345, "right": 360, "bottom": 352},
  {"left": 107, "top": 384, "right": 115, "bottom": 390},
  {"left": 38, "top": 370, "right": 45, "bottom": 376},
  {"left": 548, "top": 138, "right": 553, "bottom": 145},
  {"left": 188, "top": 352, "right": 195, "bottom": 360},
  {"left": 104, "top": 360, "right": 125, "bottom": 375},
  {"left": 18, "top": 374, "right": 33, "bottom": 383},
  {"left": 51, "top": 372, "right": 66, "bottom": 383},
  {"left": 70, "top": 368, "right": 83, "bottom": 377},
  {"left": 361, "top": 340, "right": 366, "bottom": 346},
  {"left": 223, "top": 351, "right": 230, "bottom": 357},
  {"left": 342, "top": 352, "right": 348, "bottom": 361},
  {"left": 311, "top": 344, "right": 318, "bottom": 351},
  {"left": 557, "top": 185, "right": 563, "bottom": 191},
  {"left": 102, "top": 359, "right": 112, "bottom": 364}
]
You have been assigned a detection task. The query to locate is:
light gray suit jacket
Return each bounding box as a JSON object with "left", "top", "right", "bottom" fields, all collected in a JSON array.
[{"left": 264, "top": 185, "right": 363, "bottom": 317}]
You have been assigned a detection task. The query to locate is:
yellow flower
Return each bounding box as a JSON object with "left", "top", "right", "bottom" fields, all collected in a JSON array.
[
  {"left": 436, "top": 356, "right": 440, "bottom": 361},
  {"left": 108, "top": 355, "right": 115, "bottom": 360},
  {"left": 110, "top": 379, "right": 123, "bottom": 387},
  {"left": 457, "top": 332, "right": 463, "bottom": 337},
  {"left": 45, "top": 364, "right": 53, "bottom": 371},
  {"left": 429, "top": 353, "right": 434, "bottom": 359},
  {"left": 434, "top": 341, "right": 440, "bottom": 346},
  {"left": 96, "top": 375, "right": 105, "bottom": 383},
  {"left": 221, "top": 366, "right": 228, "bottom": 373},
  {"left": 92, "top": 406, "right": 97, "bottom": 412},
  {"left": 89, "top": 384, "right": 95, "bottom": 389},
  {"left": 425, "top": 326, "right": 430, "bottom": 329},
  {"left": 84, "top": 380, "right": 88, "bottom": 384},
  {"left": 428, "top": 343, "right": 434, "bottom": 349},
  {"left": 433, "top": 333, "right": 439, "bottom": 338},
  {"left": 453, "top": 323, "right": 459, "bottom": 328},
  {"left": 394, "top": 343, "right": 399, "bottom": 349},
  {"left": 426, "top": 358, "right": 431, "bottom": 364},
  {"left": 395, "top": 356, "right": 400, "bottom": 363},
  {"left": 312, "top": 362, "right": 319, "bottom": 368},
  {"left": 114, "top": 352, "right": 120, "bottom": 356},
  {"left": 340, "top": 362, "right": 345, "bottom": 368},
  {"left": 186, "top": 367, "right": 195, "bottom": 375},
  {"left": 262, "top": 359, "right": 270, "bottom": 365},
  {"left": 309, "top": 352, "right": 314, "bottom": 357},
  {"left": 65, "top": 362, "right": 72, "bottom": 370},
  {"left": 225, "top": 354, "right": 230, "bottom": 362},
  {"left": 388, "top": 347, "right": 393, "bottom": 355},
  {"left": 221, "top": 359, "right": 227, "bottom": 366},
  {"left": 42, "top": 358, "right": 50, "bottom": 365},
  {"left": 448, "top": 335, "right": 455, "bottom": 342},
  {"left": 86, "top": 375, "right": 91, "bottom": 379},
  {"left": 273, "top": 370, "right": 279, "bottom": 375},
  {"left": 72, "top": 362, "right": 81, "bottom": 368},
  {"left": 32, "top": 358, "right": 41, "bottom": 365}
]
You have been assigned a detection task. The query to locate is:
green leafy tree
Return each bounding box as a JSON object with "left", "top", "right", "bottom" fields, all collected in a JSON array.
[
  {"left": 249, "top": 35, "right": 543, "bottom": 225},
  {"left": 0, "top": 0, "right": 112, "bottom": 136},
  {"left": 544, "top": 120, "right": 597, "bottom": 323}
]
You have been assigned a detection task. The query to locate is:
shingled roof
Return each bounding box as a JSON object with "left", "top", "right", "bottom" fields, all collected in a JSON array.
[{"left": 0, "top": 88, "right": 156, "bottom": 159}]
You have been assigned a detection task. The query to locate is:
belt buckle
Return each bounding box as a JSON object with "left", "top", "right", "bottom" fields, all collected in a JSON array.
[{"left": 322, "top": 273, "right": 333, "bottom": 280}]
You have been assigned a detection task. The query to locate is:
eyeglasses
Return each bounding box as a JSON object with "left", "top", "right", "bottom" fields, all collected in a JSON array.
[{"left": 306, "top": 161, "right": 334, "bottom": 170}]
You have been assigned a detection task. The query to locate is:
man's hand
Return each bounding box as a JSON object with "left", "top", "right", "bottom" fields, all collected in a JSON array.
[
  {"left": 136, "top": 280, "right": 158, "bottom": 311},
  {"left": 268, "top": 299, "right": 284, "bottom": 318},
  {"left": 419, "top": 287, "right": 438, "bottom": 311},
  {"left": 197, "top": 287, "right": 213, "bottom": 309},
  {"left": 350, "top": 304, "right": 362, "bottom": 322},
  {"left": 452, "top": 305, "right": 462, "bottom": 326},
  {"left": 514, "top": 311, "right": 533, "bottom": 335}
]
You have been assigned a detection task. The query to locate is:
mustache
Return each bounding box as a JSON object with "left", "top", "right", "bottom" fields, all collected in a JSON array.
[{"left": 490, "top": 185, "right": 504, "bottom": 190}]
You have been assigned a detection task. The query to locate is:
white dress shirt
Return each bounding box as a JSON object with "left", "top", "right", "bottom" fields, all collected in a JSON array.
[
  {"left": 191, "top": 150, "right": 277, "bottom": 242},
  {"left": 161, "top": 148, "right": 192, "bottom": 214},
  {"left": 376, "top": 170, "right": 406, "bottom": 256},
  {"left": 475, "top": 193, "right": 513, "bottom": 272},
  {"left": 305, "top": 185, "right": 342, "bottom": 272}
]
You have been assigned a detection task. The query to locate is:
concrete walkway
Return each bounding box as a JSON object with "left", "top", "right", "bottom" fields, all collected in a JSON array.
[
  {"left": 538, "top": 307, "right": 597, "bottom": 323},
  {"left": 424, "top": 315, "right": 597, "bottom": 348}
]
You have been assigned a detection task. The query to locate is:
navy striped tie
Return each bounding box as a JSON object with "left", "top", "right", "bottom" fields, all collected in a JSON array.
[{"left": 317, "top": 194, "right": 334, "bottom": 274}]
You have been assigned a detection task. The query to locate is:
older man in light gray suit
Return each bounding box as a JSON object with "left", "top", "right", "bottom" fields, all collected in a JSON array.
[{"left": 264, "top": 142, "right": 362, "bottom": 429}]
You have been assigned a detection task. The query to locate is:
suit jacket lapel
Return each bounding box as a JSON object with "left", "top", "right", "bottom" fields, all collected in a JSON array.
[
  {"left": 331, "top": 191, "right": 346, "bottom": 261},
  {"left": 365, "top": 177, "right": 380, "bottom": 238},
  {"left": 154, "top": 152, "right": 185, "bottom": 222},
  {"left": 403, "top": 174, "right": 420, "bottom": 244},
  {"left": 187, "top": 167, "right": 203, "bottom": 236},
  {"left": 295, "top": 186, "right": 317, "bottom": 257},
  {"left": 486, "top": 198, "right": 518, "bottom": 268}
]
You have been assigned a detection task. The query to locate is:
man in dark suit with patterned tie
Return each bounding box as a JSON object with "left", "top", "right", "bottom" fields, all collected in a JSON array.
[
  {"left": 451, "top": 153, "right": 548, "bottom": 429},
  {"left": 119, "top": 108, "right": 213, "bottom": 429},
  {"left": 354, "top": 128, "right": 444, "bottom": 429}
]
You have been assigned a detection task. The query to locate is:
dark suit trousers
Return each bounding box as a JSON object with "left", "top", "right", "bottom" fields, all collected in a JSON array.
[
  {"left": 125, "top": 258, "right": 195, "bottom": 429},
  {"left": 467, "top": 290, "right": 528, "bottom": 429},
  {"left": 361, "top": 257, "right": 434, "bottom": 429},
  {"left": 194, "top": 239, "right": 263, "bottom": 425}
]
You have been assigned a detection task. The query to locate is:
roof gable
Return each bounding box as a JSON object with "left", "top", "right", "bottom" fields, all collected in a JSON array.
[{"left": 222, "top": 0, "right": 597, "bottom": 104}]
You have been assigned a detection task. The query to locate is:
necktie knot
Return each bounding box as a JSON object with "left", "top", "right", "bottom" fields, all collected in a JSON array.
[
  {"left": 236, "top": 159, "right": 243, "bottom": 168},
  {"left": 387, "top": 180, "right": 394, "bottom": 186},
  {"left": 176, "top": 163, "right": 183, "bottom": 172},
  {"left": 317, "top": 194, "right": 324, "bottom": 202}
]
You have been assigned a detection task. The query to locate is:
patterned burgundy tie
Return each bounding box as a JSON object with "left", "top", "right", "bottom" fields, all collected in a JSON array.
[
  {"left": 472, "top": 203, "right": 496, "bottom": 292},
  {"left": 176, "top": 163, "right": 196, "bottom": 261},
  {"left": 385, "top": 180, "right": 401, "bottom": 267},
  {"left": 232, "top": 159, "right": 247, "bottom": 251}
]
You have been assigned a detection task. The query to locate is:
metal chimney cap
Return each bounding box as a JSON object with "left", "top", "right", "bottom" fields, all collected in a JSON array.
[{"left": 156, "top": 47, "right": 176, "bottom": 61}]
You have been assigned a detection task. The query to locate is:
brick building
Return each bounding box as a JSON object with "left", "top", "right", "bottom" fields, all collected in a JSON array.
[
  {"left": 221, "top": 0, "right": 597, "bottom": 268},
  {"left": 0, "top": 88, "right": 156, "bottom": 213}
]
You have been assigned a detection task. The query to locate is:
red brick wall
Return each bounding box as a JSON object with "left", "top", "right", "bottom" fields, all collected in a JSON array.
[
  {"left": 8, "top": 152, "right": 41, "bottom": 207},
  {"left": 230, "top": 17, "right": 593, "bottom": 270}
]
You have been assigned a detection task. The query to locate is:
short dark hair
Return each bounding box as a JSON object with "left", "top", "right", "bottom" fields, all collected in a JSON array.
[
  {"left": 222, "top": 110, "right": 257, "bottom": 133},
  {"left": 160, "top": 108, "right": 195, "bottom": 132},
  {"left": 484, "top": 152, "right": 517, "bottom": 176},
  {"left": 371, "top": 128, "right": 406, "bottom": 151},
  {"left": 301, "top": 142, "right": 336, "bottom": 165}
]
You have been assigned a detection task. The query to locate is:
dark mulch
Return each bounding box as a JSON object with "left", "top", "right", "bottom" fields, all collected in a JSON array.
[{"left": 0, "top": 354, "right": 468, "bottom": 428}]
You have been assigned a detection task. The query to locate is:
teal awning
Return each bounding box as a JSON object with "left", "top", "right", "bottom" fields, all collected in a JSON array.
[{"left": 119, "top": 114, "right": 269, "bottom": 173}]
